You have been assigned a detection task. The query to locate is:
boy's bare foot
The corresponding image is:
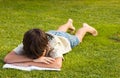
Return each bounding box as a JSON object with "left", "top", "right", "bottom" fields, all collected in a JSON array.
[
  {"left": 83, "top": 23, "right": 98, "bottom": 36},
  {"left": 67, "top": 19, "right": 75, "bottom": 31}
]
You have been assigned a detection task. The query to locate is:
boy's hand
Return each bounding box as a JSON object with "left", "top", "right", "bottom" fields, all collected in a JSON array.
[{"left": 33, "top": 56, "right": 55, "bottom": 64}]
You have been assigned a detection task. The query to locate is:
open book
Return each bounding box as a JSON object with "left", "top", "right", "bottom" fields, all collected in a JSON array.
[{"left": 3, "top": 64, "right": 61, "bottom": 71}]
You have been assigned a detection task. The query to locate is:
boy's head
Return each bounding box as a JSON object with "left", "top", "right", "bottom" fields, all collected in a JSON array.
[{"left": 23, "top": 28, "right": 48, "bottom": 59}]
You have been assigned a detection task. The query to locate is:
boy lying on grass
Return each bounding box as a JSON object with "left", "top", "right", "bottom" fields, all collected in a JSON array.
[{"left": 4, "top": 19, "right": 98, "bottom": 69}]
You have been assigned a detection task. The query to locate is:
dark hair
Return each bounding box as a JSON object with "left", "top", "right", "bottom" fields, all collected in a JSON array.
[{"left": 23, "top": 28, "right": 53, "bottom": 59}]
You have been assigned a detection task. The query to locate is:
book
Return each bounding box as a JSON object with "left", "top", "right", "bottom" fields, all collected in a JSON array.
[{"left": 3, "top": 64, "right": 61, "bottom": 71}]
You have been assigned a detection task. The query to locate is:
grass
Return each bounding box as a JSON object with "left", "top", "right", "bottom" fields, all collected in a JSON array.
[{"left": 0, "top": 0, "right": 120, "bottom": 78}]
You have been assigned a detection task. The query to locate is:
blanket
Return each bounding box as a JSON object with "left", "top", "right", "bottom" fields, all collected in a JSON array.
[{"left": 3, "top": 64, "right": 61, "bottom": 71}]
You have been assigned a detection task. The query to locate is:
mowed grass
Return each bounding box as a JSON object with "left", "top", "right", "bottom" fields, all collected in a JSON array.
[{"left": 0, "top": 0, "right": 120, "bottom": 78}]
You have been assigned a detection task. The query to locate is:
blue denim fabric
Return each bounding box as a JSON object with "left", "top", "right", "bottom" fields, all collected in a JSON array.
[{"left": 47, "top": 30, "right": 80, "bottom": 48}]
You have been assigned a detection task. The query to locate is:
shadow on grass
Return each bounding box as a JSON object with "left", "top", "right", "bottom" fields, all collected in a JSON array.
[{"left": 109, "top": 33, "right": 120, "bottom": 42}]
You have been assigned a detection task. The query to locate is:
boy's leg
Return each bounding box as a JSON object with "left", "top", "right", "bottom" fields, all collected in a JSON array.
[
  {"left": 57, "top": 19, "right": 75, "bottom": 32},
  {"left": 75, "top": 23, "right": 98, "bottom": 42}
]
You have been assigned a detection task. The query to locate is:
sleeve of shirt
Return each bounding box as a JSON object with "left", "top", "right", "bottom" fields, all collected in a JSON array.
[
  {"left": 49, "top": 41, "right": 64, "bottom": 58},
  {"left": 13, "top": 43, "right": 24, "bottom": 55},
  {"left": 50, "top": 50, "right": 63, "bottom": 58}
]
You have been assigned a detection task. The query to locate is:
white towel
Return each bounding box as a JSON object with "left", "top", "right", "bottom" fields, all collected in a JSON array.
[{"left": 3, "top": 64, "right": 61, "bottom": 71}]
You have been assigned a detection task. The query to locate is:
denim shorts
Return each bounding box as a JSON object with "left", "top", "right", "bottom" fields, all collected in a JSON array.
[{"left": 47, "top": 30, "right": 80, "bottom": 48}]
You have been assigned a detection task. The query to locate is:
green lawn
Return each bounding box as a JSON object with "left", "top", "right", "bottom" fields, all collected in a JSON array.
[{"left": 0, "top": 0, "right": 120, "bottom": 78}]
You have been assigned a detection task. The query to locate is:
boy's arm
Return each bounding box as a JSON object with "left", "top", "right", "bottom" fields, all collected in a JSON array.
[
  {"left": 17, "top": 57, "right": 62, "bottom": 69},
  {"left": 4, "top": 51, "right": 33, "bottom": 63},
  {"left": 4, "top": 51, "right": 62, "bottom": 69},
  {"left": 7, "top": 58, "right": 62, "bottom": 69}
]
